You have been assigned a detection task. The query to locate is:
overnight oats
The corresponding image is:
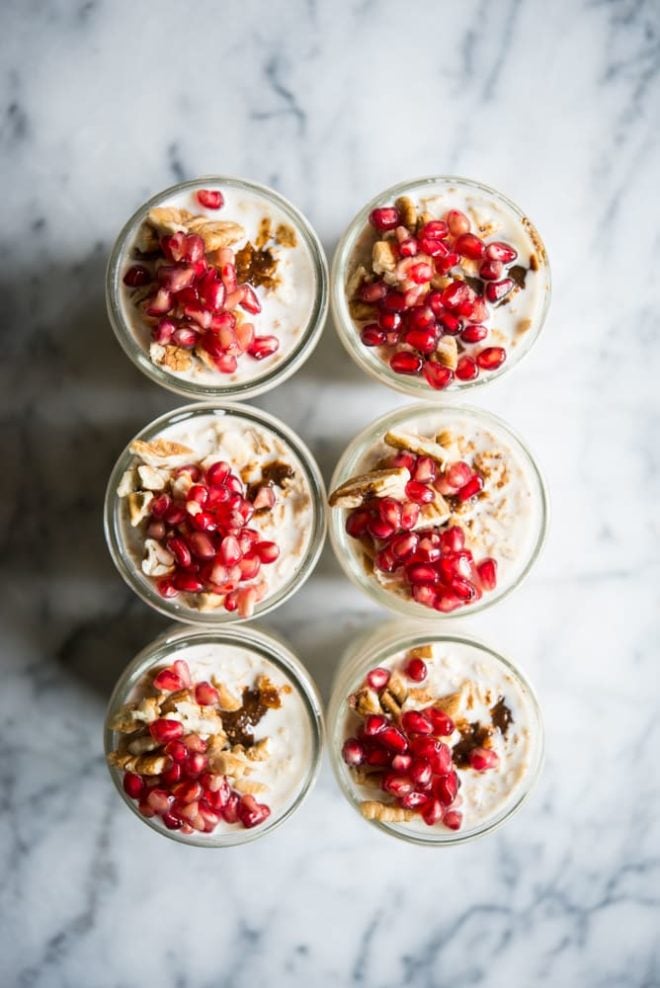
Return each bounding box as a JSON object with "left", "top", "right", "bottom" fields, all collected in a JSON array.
[
  {"left": 332, "top": 176, "right": 550, "bottom": 396},
  {"left": 328, "top": 404, "right": 547, "bottom": 617},
  {"left": 328, "top": 625, "right": 543, "bottom": 844},
  {"left": 107, "top": 177, "right": 328, "bottom": 400},
  {"left": 105, "top": 625, "right": 323, "bottom": 845},
  {"left": 104, "top": 404, "right": 326, "bottom": 623}
]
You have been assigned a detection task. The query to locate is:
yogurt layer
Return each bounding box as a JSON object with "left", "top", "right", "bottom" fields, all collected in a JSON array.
[{"left": 119, "top": 182, "right": 318, "bottom": 387}]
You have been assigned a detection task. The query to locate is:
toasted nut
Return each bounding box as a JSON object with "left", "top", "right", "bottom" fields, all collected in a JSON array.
[
  {"left": 127, "top": 735, "right": 160, "bottom": 755},
  {"left": 210, "top": 751, "right": 248, "bottom": 778},
  {"left": 435, "top": 429, "right": 455, "bottom": 448},
  {"left": 197, "top": 593, "right": 225, "bottom": 612},
  {"left": 127, "top": 490, "right": 154, "bottom": 526},
  {"left": 210, "top": 679, "right": 242, "bottom": 711},
  {"left": 395, "top": 195, "right": 417, "bottom": 229},
  {"left": 386, "top": 672, "right": 408, "bottom": 704},
  {"left": 346, "top": 264, "right": 369, "bottom": 299},
  {"left": 360, "top": 801, "right": 417, "bottom": 822},
  {"left": 117, "top": 468, "right": 137, "bottom": 498},
  {"left": 372, "top": 239, "right": 398, "bottom": 277},
  {"left": 135, "top": 221, "right": 160, "bottom": 253},
  {"left": 384, "top": 429, "right": 452, "bottom": 465},
  {"left": 150, "top": 342, "right": 193, "bottom": 373},
  {"left": 435, "top": 336, "right": 458, "bottom": 371},
  {"left": 147, "top": 206, "right": 194, "bottom": 234},
  {"left": 380, "top": 690, "right": 402, "bottom": 718},
  {"left": 407, "top": 687, "right": 434, "bottom": 704},
  {"left": 275, "top": 223, "right": 297, "bottom": 248},
  {"left": 136, "top": 753, "right": 170, "bottom": 776},
  {"left": 108, "top": 707, "right": 141, "bottom": 734},
  {"left": 137, "top": 464, "right": 168, "bottom": 491},
  {"left": 349, "top": 299, "right": 379, "bottom": 321},
  {"left": 329, "top": 467, "right": 410, "bottom": 509},
  {"left": 141, "top": 538, "right": 175, "bottom": 578},
  {"left": 187, "top": 217, "right": 244, "bottom": 250},
  {"left": 159, "top": 688, "right": 194, "bottom": 713},
  {"left": 434, "top": 680, "right": 474, "bottom": 721},
  {"left": 349, "top": 687, "right": 382, "bottom": 718},
  {"left": 409, "top": 645, "right": 433, "bottom": 661},
  {"left": 130, "top": 438, "right": 193, "bottom": 463},
  {"left": 257, "top": 674, "right": 282, "bottom": 709},
  {"left": 246, "top": 737, "right": 272, "bottom": 762},
  {"left": 233, "top": 779, "right": 269, "bottom": 795},
  {"left": 414, "top": 493, "right": 451, "bottom": 530}
]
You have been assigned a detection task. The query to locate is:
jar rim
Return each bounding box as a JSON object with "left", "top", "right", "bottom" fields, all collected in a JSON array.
[
  {"left": 331, "top": 174, "right": 552, "bottom": 399},
  {"left": 106, "top": 175, "right": 329, "bottom": 401},
  {"left": 104, "top": 623, "right": 324, "bottom": 847},
  {"left": 104, "top": 401, "right": 327, "bottom": 625},
  {"left": 328, "top": 401, "right": 549, "bottom": 619},
  {"left": 327, "top": 623, "right": 544, "bottom": 846}
]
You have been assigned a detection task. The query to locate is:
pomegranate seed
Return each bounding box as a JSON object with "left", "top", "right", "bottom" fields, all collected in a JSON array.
[
  {"left": 182, "top": 732, "right": 206, "bottom": 752},
  {"left": 183, "top": 303, "right": 212, "bottom": 329},
  {"left": 378, "top": 497, "right": 402, "bottom": 530},
  {"left": 196, "top": 188, "right": 224, "bottom": 209},
  {"left": 404, "top": 326, "right": 438, "bottom": 354},
  {"left": 214, "top": 353, "right": 238, "bottom": 374},
  {"left": 138, "top": 798, "right": 156, "bottom": 818},
  {"left": 421, "top": 799, "right": 444, "bottom": 825},
  {"left": 342, "top": 738, "right": 366, "bottom": 766},
  {"left": 417, "top": 739, "right": 453, "bottom": 775},
  {"left": 237, "top": 794, "right": 271, "bottom": 829},
  {"left": 364, "top": 714, "right": 388, "bottom": 737},
  {"left": 361, "top": 324, "right": 386, "bottom": 347},
  {"left": 400, "top": 502, "right": 420, "bottom": 530},
  {"left": 455, "top": 355, "right": 478, "bottom": 381},
  {"left": 486, "top": 241, "right": 517, "bottom": 263},
  {"left": 164, "top": 740, "right": 188, "bottom": 763},
  {"left": 368, "top": 516, "right": 395, "bottom": 540},
  {"left": 425, "top": 708, "right": 455, "bottom": 736},
  {"left": 152, "top": 668, "right": 184, "bottom": 692},
  {"left": 398, "top": 237, "right": 418, "bottom": 257},
  {"left": 172, "top": 659, "right": 191, "bottom": 687},
  {"left": 461, "top": 323, "right": 488, "bottom": 344},
  {"left": 471, "top": 297, "right": 488, "bottom": 322},
  {"left": 123, "top": 264, "right": 152, "bottom": 287},
  {"left": 440, "top": 527, "right": 465, "bottom": 553},
  {"left": 149, "top": 719, "right": 184, "bottom": 744},
  {"left": 146, "top": 788, "right": 173, "bottom": 814},
  {"left": 181, "top": 234, "right": 205, "bottom": 263},
  {"left": 156, "top": 577, "right": 177, "bottom": 598},
  {"left": 173, "top": 780, "right": 202, "bottom": 804},
  {"left": 152, "top": 317, "right": 177, "bottom": 345},
  {"left": 435, "top": 251, "right": 460, "bottom": 272},
  {"left": 172, "top": 572, "right": 204, "bottom": 593},
  {"left": 366, "top": 667, "right": 391, "bottom": 691},
  {"left": 408, "top": 261, "right": 434, "bottom": 284},
  {"left": 375, "top": 547, "right": 397, "bottom": 572},
  {"left": 122, "top": 772, "right": 145, "bottom": 799},
  {"left": 405, "top": 657, "right": 427, "bottom": 682},
  {"left": 443, "top": 809, "right": 463, "bottom": 830},
  {"left": 445, "top": 210, "right": 470, "bottom": 236},
  {"left": 437, "top": 312, "right": 462, "bottom": 335},
  {"left": 450, "top": 577, "right": 476, "bottom": 601},
  {"left": 146, "top": 288, "right": 172, "bottom": 316},
  {"left": 254, "top": 541, "right": 279, "bottom": 564},
  {"left": 444, "top": 462, "right": 473, "bottom": 492},
  {"left": 406, "top": 563, "right": 439, "bottom": 585},
  {"left": 401, "top": 710, "right": 433, "bottom": 735},
  {"left": 456, "top": 475, "right": 484, "bottom": 502},
  {"left": 379, "top": 726, "right": 408, "bottom": 753},
  {"left": 240, "top": 284, "right": 262, "bottom": 315},
  {"left": 455, "top": 233, "right": 485, "bottom": 259},
  {"left": 166, "top": 536, "right": 192, "bottom": 568},
  {"left": 379, "top": 311, "right": 401, "bottom": 331},
  {"left": 194, "top": 681, "right": 219, "bottom": 706},
  {"left": 440, "top": 281, "right": 475, "bottom": 314},
  {"left": 381, "top": 773, "right": 414, "bottom": 798},
  {"left": 369, "top": 207, "right": 400, "bottom": 231},
  {"left": 221, "top": 792, "right": 240, "bottom": 823},
  {"left": 157, "top": 264, "right": 197, "bottom": 294},
  {"left": 412, "top": 584, "right": 438, "bottom": 608},
  {"left": 236, "top": 586, "right": 258, "bottom": 618},
  {"left": 422, "top": 361, "right": 453, "bottom": 390},
  {"left": 172, "top": 326, "right": 198, "bottom": 349},
  {"left": 197, "top": 272, "right": 226, "bottom": 311},
  {"left": 238, "top": 554, "right": 261, "bottom": 580},
  {"left": 360, "top": 280, "right": 388, "bottom": 303},
  {"left": 161, "top": 762, "right": 182, "bottom": 786},
  {"left": 469, "top": 747, "right": 500, "bottom": 771},
  {"left": 186, "top": 532, "right": 215, "bottom": 559},
  {"left": 390, "top": 532, "right": 419, "bottom": 561},
  {"left": 485, "top": 279, "right": 513, "bottom": 303},
  {"left": 183, "top": 753, "right": 208, "bottom": 778},
  {"left": 247, "top": 336, "right": 279, "bottom": 360},
  {"left": 401, "top": 791, "right": 431, "bottom": 810},
  {"left": 392, "top": 754, "right": 412, "bottom": 773},
  {"left": 391, "top": 451, "right": 416, "bottom": 472},
  {"left": 405, "top": 480, "right": 434, "bottom": 504},
  {"left": 479, "top": 258, "right": 503, "bottom": 281},
  {"left": 382, "top": 291, "right": 407, "bottom": 312},
  {"left": 365, "top": 746, "right": 392, "bottom": 768},
  {"left": 435, "top": 771, "right": 460, "bottom": 805},
  {"left": 435, "top": 593, "right": 463, "bottom": 612},
  {"left": 390, "top": 351, "right": 423, "bottom": 376},
  {"left": 476, "top": 557, "right": 498, "bottom": 591},
  {"left": 476, "top": 346, "right": 507, "bottom": 370},
  {"left": 346, "top": 508, "right": 372, "bottom": 538}
]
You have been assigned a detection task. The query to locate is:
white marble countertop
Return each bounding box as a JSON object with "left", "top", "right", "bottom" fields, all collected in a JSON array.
[{"left": 2, "top": 0, "right": 659, "bottom": 985}]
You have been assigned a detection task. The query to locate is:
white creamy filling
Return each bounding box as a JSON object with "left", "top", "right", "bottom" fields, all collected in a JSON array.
[
  {"left": 120, "top": 414, "right": 314, "bottom": 610},
  {"left": 120, "top": 184, "right": 317, "bottom": 384},
  {"left": 340, "top": 641, "right": 538, "bottom": 833},
  {"left": 126, "top": 643, "right": 313, "bottom": 835},
  {"left": 353, "top": 410, "right": 542, "bottom": 597}
]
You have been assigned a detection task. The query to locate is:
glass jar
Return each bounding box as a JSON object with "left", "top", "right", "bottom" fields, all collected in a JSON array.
[
  {"left": 328, "top": 402, "right": 548, "bottom": 618},
  {"left": 331, "top": 175, "right": 551, "bottom": 398},
  {"left": 106, "top": 176, "right": 328, "bottom": 400},
  {"left": 327, "top": 621, "right": 544, "bottom": 845},
  {"left": 104, "top": 402, "right": 327, "bottom": 624},
  {"left": 105, "top": 623, "right": 324, "bottom": 846}
]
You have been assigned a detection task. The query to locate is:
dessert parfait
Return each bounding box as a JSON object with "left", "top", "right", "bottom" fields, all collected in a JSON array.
[
  {"left": 332, "top": 176, "right": 550, "bottom": 396},
  {"left": 105, "top": 625, "right": 323, "bottom": 845},
  {"left": 105, "top": 404, "right": 326, "bottom": 623},
  {"left": 328, "top": 404, "right": 547, "bottom": 616},
  {"left": 107, "top": 177, "right": 328, "bottom": 399},
  {"left": 328, "top": 626, "right": 543, "bottom": 844}
]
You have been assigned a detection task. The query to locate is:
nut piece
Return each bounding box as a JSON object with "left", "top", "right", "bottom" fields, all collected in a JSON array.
[
  {"left": 127, "top": 735, "right": 160, "bottom": 755},
  {"left": 134, "top": 222, "right": 160, "bottom": 253},
  {"left": 109, "top": 707, "right": 141, "bottom": 734},
  {"left": 141, "top": 538, "right": 175, "bottom": 577},
  {"left": 435, "top": 336, "right": 458, "bottom": 371},
  {"left": 210, "top": 751, "right": 248, "bottom": 779},
  {"left": 434, "top": 680, "right": 474, "bottom": 721},
  {"left": 150, "top": 343, "right": 193, "bottom": 373},
  {"left": 349, "top": 687, "right": 382, "bottom": 718},
  {"left": 210, "top": 679, "right": 242, "bottom": 712},
  {"left": 137, "top": 464, "right": 168, "bottom": 491},
  {"left": 117, "top": 468, "right": 137, "bottom": 498},
  {"left": 414, "top": 493, "right": 451, "bottom": 530},
  {"left": 127, "top": 490, "right": 154, "bottom": 526},
  {"left": 147, "top": 207, "right": 194, "bottom": 234},
  {"left": 187, "top": 217, "right": 245, "bottom": 250},
  {"left": 409, "top": 645, "right": 433, "bottom": 660},
  {"left": 346, "top": 264, "right": 368, "bottom": 299},
  {"left": 384, "top": 429, "right": 452, "bottom": 465},
  {"left": 275, "top": 223, "right": 297, "bottom": 248},
  {"left": 246, "top": 737, "right": 272, "bottom": 761},
  {"left": 360, "top": 801, "right": 417, "bottom": 823},
  {"left": 372, "top": 240, "right": 398, "bottom": 278},
  {"left": 379, "top": 674, "right": 407, "bottom": 718},
  {"left": 233, "top": 779, "right": 269, "bottom": 795},
  {"left": 329, "top": 467, "right": 411, "bottom": 509},
  {"left": 395, "top": 195, "right": 417, "bottom": 229},
  {"left": 130, "top": 438, "right": 193, "bottom": 464},
  {"left": 348, "top": 299, "right": 378, "bottom": 321}
]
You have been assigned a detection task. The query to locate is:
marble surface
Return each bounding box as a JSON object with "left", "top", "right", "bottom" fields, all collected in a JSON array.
[{"left": 2, "top": 0, "right": 659, "bottom": 984}]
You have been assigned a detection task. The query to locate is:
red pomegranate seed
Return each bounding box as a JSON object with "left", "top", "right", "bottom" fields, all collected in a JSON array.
[
  {"left": 400, "top": 502, "right": 420, "bottom": 531},
  {"left": 369, "top": 207, "right": 400, "bottom": 231},
  {"left": 368, "top": 516, "right": 395, "bottom": 540},
  {"left": 220, "top": 792, "right": 239, "bottom": 823},
  {"left": 435, "top": 771, "right": 459, "bottom": 805},
  {"left": 476, "top": 346, "right": 507, "bottom": 370},
  {"left": 485, "top": 278, "right": 513, "bottom": 303},
  {"left": 455, "top": 233, "right": 485, "bottom": 260},
  {"left": 123, "top": 264, "right": 152, "bottom": 287},
  {"left": 247, "top": 335, "right": 279, "bottom": 360},
  {"left": 238, "top": 794, "right": 271, "bottom": 829},
  {"left": 418, "top": 739, "right": 453, "bottom": 775},
  {"left": 366, "top": 668, "right": 390, "bottom": 691},
  {"left": 149, "top": 718, "right": 184, "bottom": 744},
  {"left": 442, "top": 461, "right": 473, "bottom": 491},
  {"left": 439, "top": 526, "right": 465, "bottom": 552},
  {"left": 440, "top": 281, "right": 475, "bottom": 314},
  {"left": 425, "top": 707, "right": 455, "bottom": 736},
  {"left": 390, "top": 351, "right": 423, "bottom": 376},
  {"left": 406, "top": 563, "right": 439, "bottom": 585},
  {"left": 122, "top": 772, "right": 145, "bottom": 799},
  {"left": 166, "top": 536, "right": 192, "bottom": 568},
  {"left": 375, "top": 547, "right": 397, "bottom": 572},
  {"left": 421, "top": 799, "right": 444, "bottom": 826},
  {"left": 161, "top": 762, "right": 182, "bottom": 786},
  {"left": 390, "top": 532, "right": 419, "bottom": 561},
  {"left": 194, "top": 681, "right": 219, "bottom": 706},
  {"left": 173, "top": 660, "right": 192, "bottom": 687},
  {"left": 392, "top": 754, "right": 412, "bottom": 773},
  {"left": 173, "top": 780, "right": 202, "bottom": 804},
  {"left": 361, "top": 324, "right": 386, "bottom": 347},
  {"left": 456, "top": 355, "right": 478, "bottom": 381},
  {"left": 156, "top": 577, "right": 177, "bottom": 598},
  {"left": 443, "top": 809, "right": 463, "bottom": 830},
  {"left": 445, "top": 210, "right": 470, "bottom": 236},
  {"left": 152, "top": 317, "right": 176, "bottom": 345},
  {"left": 157, "top": 264, "right": 197, "bottom": 294},
  {"left": 238, "top": 554, "right": 260, "bottom": 580},
  {"left": 408, "top": 262, "right": 433, "bottom": 284},
  {"left": 405, "top": 480, "right": 434, "bottom": 504},
  {"left": 471, "top": 297, "right": 488, "bottom": 322},
  {"left": 182, "top": 731, "right": 205, "bottom": 752},
  {"left": 382, "top": 291, "right": 408, "bottom": 312},
  {"left": 342, "top": 738, "right": 366, "bottom": 766},
  {"left": 183, "top": 753, "right": 208, "bottom": 778},
  {"left": 476, "top": 557, "right": 498, "bottom": 590},
  {"left": 183, "top": 303, "right": 212, "bottom": 329},
  {"left": 401, "top": 710, "right": 433, "bottom": 735},
  {"left": 146, "top": 288, "right": 172, "bottom": 316},
  {"left": 422, "top": 361, "right": 453, "bottom": 390},
  {"left": 365, "top": 746, "right": 391, "bottom": 768},
  {"left": 381, "top": 773, "right": 414, "bottom": 797},
  {"left": 360, "top": 280, "right": 388, "bottom": 303},
  {"left": 405, "top": 656, "right": 427, "bottom": 682},
  {"left": 236, "top": 586, "right": 259, "bottom": 618},
  {"left": 188, "top": 532, "right": 216, "bottom": 559},
  {"left": 379, "top": 311, "right": 401, "bottom": 331},
  {"left": 437, "top": 312, "right": 462, "bottom": 335},
  {"left": 404, "top": 326, "right": 438, "bottom": 354},
  {"left": 214, "top": 353, "right": 238, "bottom": 374},
  {"left": 346, "top": 508, "right": 371, "bottom": 538},
  {"left": 165, "top": 740, "right": 188, "bottom": 763},
  {"left": 379, "top": 726, "right": 408, "bottom": 753},
  {"left": 254, "top": 541, "right": 279, "bottom": 564},
  {"left": 435, "top": 593, "right": 463, "bottom": 613},
  {"left": 160, "top": 805, "right": 183, "bottom": 828},
  {"left": 172, "top": 326, "right": 198, "bottom": 349},
  {"left": 198, "top": 271, "right": 226, "bottom": 311},
  {"left": 479, "top": 258, "right": 503, "bottom": 281},
  {"left": 364, "top": 714, "right": 388, "bottom": 737},
  {"left": 469, "top": 747, "right": 500, "bottom": 771},
  {"left": 376, "top": 497, "right": 401, "bottom": 530},
  {"left": 196, "top": 188, "right": 224, "bottom": 209},
  {"left": 456, "top": 475, "right": 484, "bottom": 501},
  {"left": 172, "top": 572, "right": 204, "bottom": 593},
  {"left": 240, "top": 284, "right": 262, "bottom": 315},
  {"left": 219, "top": 535, "right": 241, "bottom": 567},
  {"left": 146, "top": 788, "right": 173, "bottom": 814},
  {"left": 486, "top": 241, "right": 518, "bottom": 263},
  {"left": 460, "top": 323, "right": 488, "bottom": 344},
  {"left": 451, "top": 577, "right": 476, "bottom": 601},
  {"left": 391, "top": 451, "right": 416, "bottom": 472},
  {"left": 401, "top": 791, "right": 431, "bottom": 810},
  {"left": 153, "top": 668, "right": 184, "bottom": 692},
  {"left": 398, "top": 237, "right": 418, "bottom": 257}
]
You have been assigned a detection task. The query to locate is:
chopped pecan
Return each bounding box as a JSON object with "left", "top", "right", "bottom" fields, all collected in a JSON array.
[
  {"left": 127, "top": 490, "right": 154, "bottom": 526},
  {"left": 395, "top": 195, "right": 417, "bottom": 229}
]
